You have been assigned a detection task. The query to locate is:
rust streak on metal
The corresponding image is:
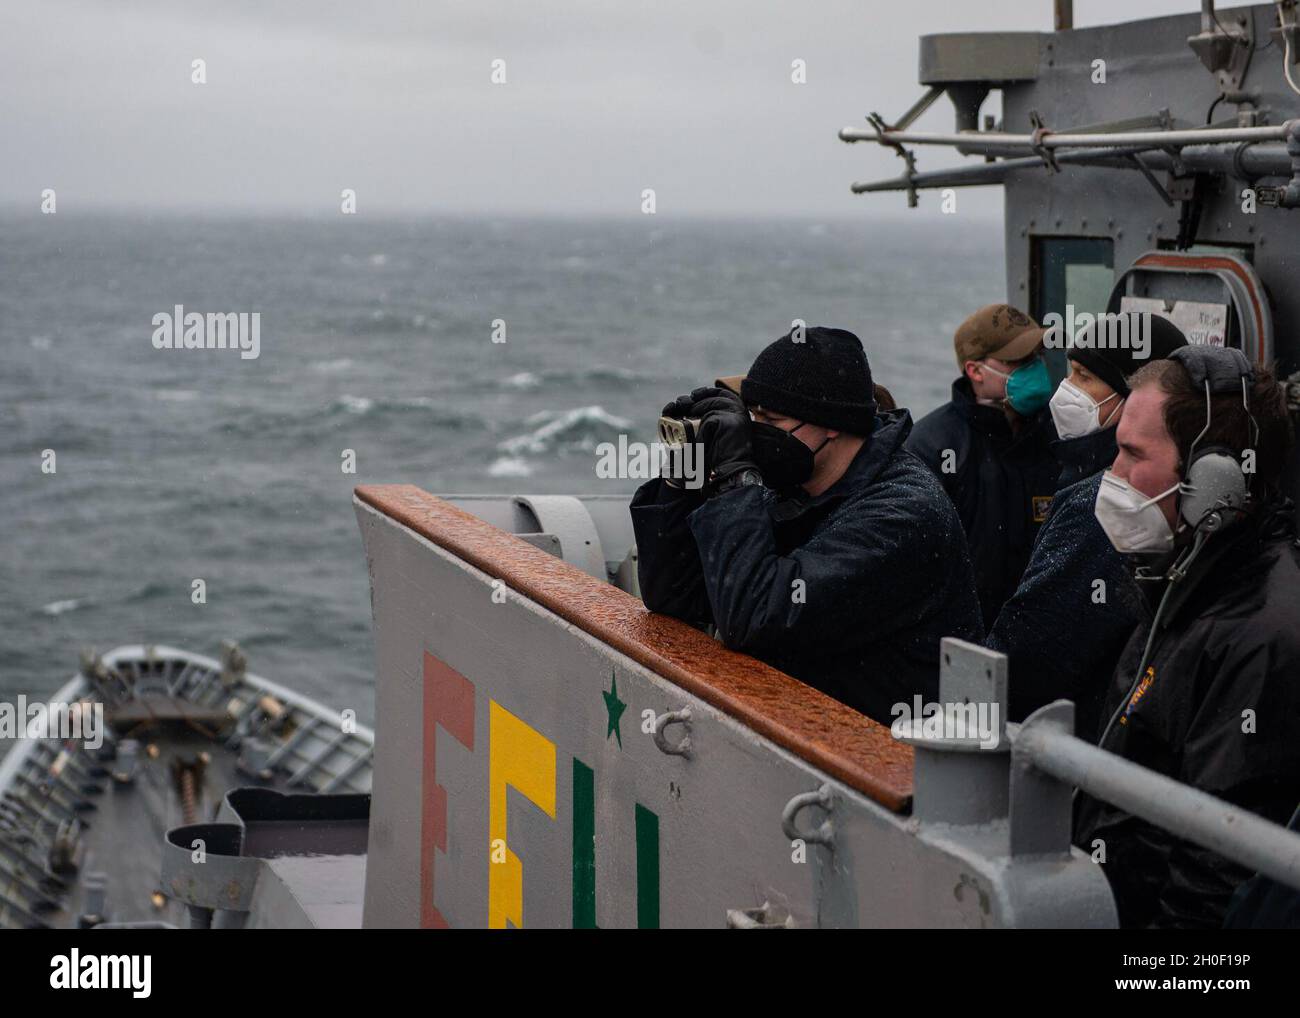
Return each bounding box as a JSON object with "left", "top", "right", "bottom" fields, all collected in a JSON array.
[{"left": 356, "top": 484, "right": 914, "bottom": 812}]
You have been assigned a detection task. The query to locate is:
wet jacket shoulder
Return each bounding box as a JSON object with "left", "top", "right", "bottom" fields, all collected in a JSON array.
[
  {"left": 634, "top": 410, "right": 984, "bottom": 724},
  {"left": 987, "top": 472, "right": 1143, "bottom": 736},
  {"left": 1074, "top": 505, "right": 1300, "bottom": 929},
  {"left": 906, "top": 377, "right": 1061, "bottom": 628}
]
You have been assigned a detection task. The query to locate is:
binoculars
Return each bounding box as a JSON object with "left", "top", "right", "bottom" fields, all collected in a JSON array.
[{"left": 657, "top": 415, "right": 702, "bottom": 448}]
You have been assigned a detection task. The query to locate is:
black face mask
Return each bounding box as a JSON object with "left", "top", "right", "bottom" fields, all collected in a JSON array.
[{"left": 749, "top": 421, "right": 829, "bottom": 490}]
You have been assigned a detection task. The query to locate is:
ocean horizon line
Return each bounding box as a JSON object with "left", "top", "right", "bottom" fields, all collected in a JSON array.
[{"left": 0, "top": 203, "right": 1004, "bottom": 229}]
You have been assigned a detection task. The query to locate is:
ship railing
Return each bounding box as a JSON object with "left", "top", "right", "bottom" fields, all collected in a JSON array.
[
  {"left": 841, "top": 116, "right": 1300, "bottom": 206},
  {"left": 1014, "top": 700, "right": 1300, "bottom": 890},
  {"left": 354, "top": 485, "right": 1300, "bottom": 925},
  {"left": 929, "top": 640, "right": 1300, "bottom": 894},
  {"left": 839, "top": 120, "right": 1297, "bottom": 151}
]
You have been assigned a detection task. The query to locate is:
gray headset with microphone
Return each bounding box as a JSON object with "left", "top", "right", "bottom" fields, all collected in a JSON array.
[
  {"left": 1094, "top": 344, "right": 1258, "bottom": 751},
  {"left": 1169, "top": 345, "right": 1258, "bottom": 531}
]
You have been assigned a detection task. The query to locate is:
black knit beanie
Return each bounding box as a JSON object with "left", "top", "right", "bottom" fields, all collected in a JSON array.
[
  {"left": 740, "top": 326, "right": 876, "bottom": 434},
  {"left": 1068, "top": 314, "right": 1188, "bottom": 398}
]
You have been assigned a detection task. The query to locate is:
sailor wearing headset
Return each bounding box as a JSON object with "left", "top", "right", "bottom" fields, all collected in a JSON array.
[{"left": 1071, "top": 344, "right": 1300, "bottom": 930}]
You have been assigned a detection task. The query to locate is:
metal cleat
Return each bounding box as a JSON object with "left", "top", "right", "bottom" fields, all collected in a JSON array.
[
  {"left": 111, "top": 740, "right": 141, "bottom": 785},
  {"left": 77, "top": 871, "right": 110, "bottom": 928},
  {"left": 237, "top": 737, "right": 275, "bottom": 782},
  {"left": 220, "top": 641, "right": 247, "bottom": 688},
  {"left": 48, "top": 818, "right": 84, "bottom": 875}
]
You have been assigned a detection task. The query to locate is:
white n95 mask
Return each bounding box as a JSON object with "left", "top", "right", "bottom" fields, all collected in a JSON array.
[
  {"left": 1094, "top": 471, "right": 1180, "bottom": 555},
  {"left": 1050, "top": 380, "right": 1121, "bottom": 440}
]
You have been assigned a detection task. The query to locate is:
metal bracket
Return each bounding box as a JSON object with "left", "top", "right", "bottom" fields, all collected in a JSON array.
[
  {"left": 1009, "top": 701, "right": 1077, "bottom": 857},
  {"left": 1165, "top": 173, "right": 1196, "bottom": 202},
  {"left": 901, "top": 637, "right": 1008, "bottom": 751},
  {"left": 905, "top": 640, "right": 1011, "bottom": 825},
  {"left": 652, "top": 708, "right": 692, "bottom": 758},
  {"left": 1187, "top": 5, "right": 1255, "bottom": 94},
  {"left": 1128, "top": 153, "right": 1176, "bottom": 207},
  {"left": 781, "top": 783, "right": 834, "bottom": 847},
  {"left": 867, "top": 111, "right": 919, "bottom": 208},
  {"left": 725, "top": 900, "right": 795, "bottom": 929},
  {"left": 891, "top": 85, "right": 945, "bottom": 131},
  {"left": 1028, "top": 109, "right": 1060, "bottom": 172}
]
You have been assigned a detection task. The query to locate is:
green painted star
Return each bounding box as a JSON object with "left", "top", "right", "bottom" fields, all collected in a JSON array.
[{"left": 602, "top": 671, "right": 626, "bottom": 748}]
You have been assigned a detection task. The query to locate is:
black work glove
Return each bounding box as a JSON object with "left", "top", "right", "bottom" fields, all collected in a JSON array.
[
  {"left": 679, "top": 387, "right": 759, "bottom": 494},
  {"left": 660, "top": 386, "right": 743, "bottom": 421},
  {"left": 700, "top": 407, "right": 758, "bottom": 493},
  {"left": 660, "top": 386, "right": 758, "bottom": 495}
]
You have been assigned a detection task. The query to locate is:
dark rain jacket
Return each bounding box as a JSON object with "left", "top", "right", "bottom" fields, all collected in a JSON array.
[
  {"left": 987, "top": 472, "right": 1144, "bottom": 738},
  {"left": 1052, "top": 424, "right": 1118, "bottom": 490},
  {"left": 906, "top": 377, "right": 1060, "bottom": 628},
  {"left": 987, "top": 425, "right": 1138, "bottom": 736},
  {"left": 1073, "top": 503, "right": 1300, "bottom": 929},
  {"left": 630, "top": 409, "right": 984, "bottom": 725}
]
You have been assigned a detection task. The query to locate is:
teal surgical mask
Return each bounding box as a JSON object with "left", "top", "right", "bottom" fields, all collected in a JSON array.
[{"left": 984, "top": 357, "right": 1052, "bottom": 416}]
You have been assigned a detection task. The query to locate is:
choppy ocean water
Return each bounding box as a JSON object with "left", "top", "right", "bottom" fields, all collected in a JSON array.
[{"left": 1, "top": 213, "right": 1003, "bottom": 724}]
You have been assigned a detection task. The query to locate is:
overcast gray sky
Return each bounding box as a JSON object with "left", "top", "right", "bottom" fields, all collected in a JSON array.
[{"left": 0, "top": 0, "right": 1200, "bottom": 218}]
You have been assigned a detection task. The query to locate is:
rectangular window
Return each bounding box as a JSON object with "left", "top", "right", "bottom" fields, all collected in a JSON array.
[{"left": 1032, "top": 236, "right": 1115, "bottom": 382}]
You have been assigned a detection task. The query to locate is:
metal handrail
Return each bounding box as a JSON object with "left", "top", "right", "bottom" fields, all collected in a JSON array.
[
  {"left": 1015, "top": 702, "right": 1300, "bottom": 892},
  {"left": 849, "top": 143, "right": 1295, "bottom": 194},
  {"left": 839, "top": 120, "right": 1297, "bottom": 151}
]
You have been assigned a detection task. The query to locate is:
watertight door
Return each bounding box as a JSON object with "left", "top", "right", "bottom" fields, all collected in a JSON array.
[{"left": 1105, "top": 250, "right": 1274, "bottom": 364}]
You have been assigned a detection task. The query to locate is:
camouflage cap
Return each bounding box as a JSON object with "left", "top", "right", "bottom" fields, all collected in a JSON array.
[{"left": 954, "top": 304, "right": 1046, "bottom": 368}]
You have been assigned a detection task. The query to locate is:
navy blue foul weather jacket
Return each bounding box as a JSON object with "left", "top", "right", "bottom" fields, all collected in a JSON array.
[
  {"left": 906, "top": 377, "right": 1060, "bottom": 628},
  {"left": 987, "top": 425, "right": 1143, "bottom": 738},
  {"left": 629, "top": 409, "right": 984, "bottom": 725},
  {"left": 987, "top": 473, "right": 1145, "bottom": 738}
]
